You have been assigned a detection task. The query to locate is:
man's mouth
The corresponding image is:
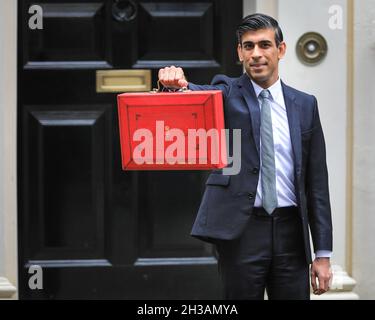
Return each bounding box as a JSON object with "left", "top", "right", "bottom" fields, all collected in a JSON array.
[{"left": 250, "top": 63, "right": 267, "bottom": 68}]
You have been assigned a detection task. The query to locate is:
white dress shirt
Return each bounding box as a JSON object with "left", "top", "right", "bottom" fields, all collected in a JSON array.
[{"left": 250, "top": 78, "right": 331, "bottom": 259}]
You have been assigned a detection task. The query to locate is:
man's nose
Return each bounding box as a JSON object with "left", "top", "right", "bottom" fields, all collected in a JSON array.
[{"left": 251, "top": 45, "right": 262, "bottom": 59}]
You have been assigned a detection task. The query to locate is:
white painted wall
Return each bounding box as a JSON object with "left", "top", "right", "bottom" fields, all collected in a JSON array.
[
  {"left": 243, "top": 1, "right": 254, "bottom": 17},
  {"left": 353, "top": 0, "right": 375, "bottom": 300},
  {"left": 278, "top": 0, "right": 348, "bottom": 268},
  {"left": 254, "top": 0, "right": 277, "bottom": 18}
]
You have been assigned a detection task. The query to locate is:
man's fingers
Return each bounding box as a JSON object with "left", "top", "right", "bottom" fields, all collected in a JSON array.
[
  {"left": 158, "top": 66, "right": 186, "bottom": 88},
  {"left": 176, "top": 68, "right": 188, "bottom": 87},
  {"left": 158, "top": 68, "right": 165, "bottom": 82},
  {"left": 175, "top": 67, "right": 185, "bottom": 81},
  {"left": 178, "top": 78, "right": 188, "bottom": 88},
  {"left": 319, "top": 273, "right": 331, "bottom": 293},
  {"left": 164, "top": 65, "right": 175, "bottom": 86},
  {"left": 312, "top": 273, "right": 331, "bottom": 295},
  {"left": 311, "top": 270, "right": 317, "bottom": 292},
  {"left": 311, "top": 274, "right": 327, "bottom": 295},
  {"left": 311, "top": 258, "right": 332, "bottom": 295},
  {"left": 157, "top": 66, "right": 167, "bottom": 86},
  {"left": 319, "top": 276, "right": 325, "bottom": 292},
  {"left": 162, "top": 66, "right": 171, "bottom": 85},
  {"left": 168, "top": 67, "right": 177, "bottom": 82},
  {"left": 314, "top": 288, "right": 324, "bottom": 295}
]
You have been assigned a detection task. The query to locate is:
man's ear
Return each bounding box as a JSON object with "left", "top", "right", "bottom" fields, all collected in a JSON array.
[
  {"left": 237, "top": 43, "right": 243, "bottom": 62},
  {"left": 278, "top": 41, "right": 286, "bottom": 60}
]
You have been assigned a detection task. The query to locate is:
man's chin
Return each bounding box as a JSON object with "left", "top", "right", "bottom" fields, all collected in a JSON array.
[{"left": 247, "top": 73, "right": 268, "bottom": 84}]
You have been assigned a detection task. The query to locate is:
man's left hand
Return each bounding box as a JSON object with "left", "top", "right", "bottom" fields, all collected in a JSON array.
[{"left": 311, "top": 257, "right": 332, "bottom": 295}]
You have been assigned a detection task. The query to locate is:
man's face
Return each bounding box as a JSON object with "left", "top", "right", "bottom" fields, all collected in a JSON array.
[{"left": 237, "top": 28, "right": 286, "bottom": 88}]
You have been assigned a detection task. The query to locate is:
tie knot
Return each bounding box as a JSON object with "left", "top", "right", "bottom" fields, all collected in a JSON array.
[{"left": 259, "top": 89, "right": 271, "bottom": 100}]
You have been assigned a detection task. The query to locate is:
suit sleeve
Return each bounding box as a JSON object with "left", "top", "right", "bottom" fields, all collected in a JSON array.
[
  {"left": 306, "top": 96, "right": 333, "bottom": 252},
  {"left": 188, "top": 74, "right": 232, "bottom": 99}
]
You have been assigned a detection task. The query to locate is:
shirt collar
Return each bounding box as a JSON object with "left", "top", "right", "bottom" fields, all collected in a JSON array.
[{"left": 250, "top": 77, "right": 285, "bottom": 109}]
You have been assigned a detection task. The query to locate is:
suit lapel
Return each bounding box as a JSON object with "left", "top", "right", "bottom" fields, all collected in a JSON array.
[
  {"left": 238, "top": 74, "right": 261, "bottom": 156},
  {"left": 282, "top": 81, "right": 302, "bottom": 177}
]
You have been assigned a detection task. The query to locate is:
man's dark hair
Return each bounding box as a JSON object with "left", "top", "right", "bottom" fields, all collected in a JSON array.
[{"left": 236, "top": 13, "right": 284, "bottom": 47}]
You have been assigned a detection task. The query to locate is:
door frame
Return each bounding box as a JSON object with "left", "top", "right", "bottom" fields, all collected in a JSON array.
[{"left": 0, "top": 0, "right": 18, "bottom": 299}]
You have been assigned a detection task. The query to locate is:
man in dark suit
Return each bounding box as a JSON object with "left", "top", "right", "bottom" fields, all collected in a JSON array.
[{"left": 158, "top": 13, "right": 333, "bottom": 300}]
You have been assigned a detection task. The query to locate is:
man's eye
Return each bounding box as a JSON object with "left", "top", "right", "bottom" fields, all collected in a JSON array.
[{"left": 244, "top": 44, "right": 254, "bottom": 49}]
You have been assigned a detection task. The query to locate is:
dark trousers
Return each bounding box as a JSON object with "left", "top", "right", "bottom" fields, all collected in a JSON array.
[{"left": 216, "top": 206, "right": 310, "bottom": 300}]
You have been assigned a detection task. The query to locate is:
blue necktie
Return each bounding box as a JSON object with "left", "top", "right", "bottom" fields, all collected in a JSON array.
[{"left": 259, "top": 89, "right": 278, "bottom": 214}]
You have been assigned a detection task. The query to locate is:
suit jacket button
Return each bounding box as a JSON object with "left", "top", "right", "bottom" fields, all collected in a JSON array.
[
  {"left": 252, "top": 167, "right": 259, "bottom": 174},
  {"left": 248, "top": 192, "right": 254, "bottom": 199}
]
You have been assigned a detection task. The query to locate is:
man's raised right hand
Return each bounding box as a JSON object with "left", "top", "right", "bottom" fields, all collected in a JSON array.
[{"left": 158, "top": 66, "right": 188, "bottom": 89}]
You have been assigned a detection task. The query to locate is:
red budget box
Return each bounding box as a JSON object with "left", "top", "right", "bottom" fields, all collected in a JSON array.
[{"left": 117, "top": 90, "right": 227, "bottom": 170}]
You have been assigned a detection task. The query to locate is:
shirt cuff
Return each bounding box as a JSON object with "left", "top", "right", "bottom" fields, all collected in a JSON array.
[{"left": 315, "top": 250, "right": 332, "bottom": 258}]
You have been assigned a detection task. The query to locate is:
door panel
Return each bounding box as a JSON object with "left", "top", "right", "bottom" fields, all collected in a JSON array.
[
  {"left": 18, "top": 0, "right": 242, "bottom": 299},
  {"left": 25, "top": 2, "right": 112, "bottom": 68},
  {"left": 22, "top": 105, "right": 110, "bottom": 261},
  {"left": 137, "top": 2, "right": 215, "bottom": 62}
]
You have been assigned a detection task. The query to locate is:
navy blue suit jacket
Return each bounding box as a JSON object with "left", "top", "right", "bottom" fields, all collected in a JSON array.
[{"left": 188, "top": 73, "right": 333, "bottom": 264}]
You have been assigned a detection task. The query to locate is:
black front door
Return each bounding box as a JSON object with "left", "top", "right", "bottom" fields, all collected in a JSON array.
[{"left": 18, "top": 0, "right": 242, "bottom": 299}]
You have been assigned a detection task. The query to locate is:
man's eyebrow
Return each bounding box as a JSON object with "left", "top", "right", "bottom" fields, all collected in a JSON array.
[
  {"left": 259, "top": 40, "right": 273, "bottom": 43},
  {"left": 241, "top": 40, "right": 273, "bottom": 46}
]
